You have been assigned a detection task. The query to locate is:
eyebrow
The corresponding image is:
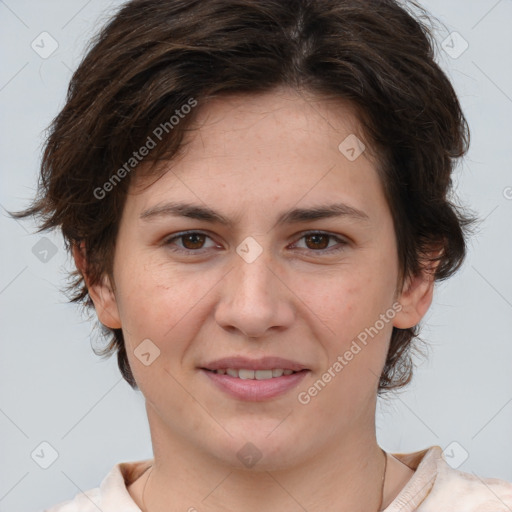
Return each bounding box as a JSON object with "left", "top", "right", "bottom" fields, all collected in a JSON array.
[{"left": 139, "top": 201, "right": 370, "bottom": 227}]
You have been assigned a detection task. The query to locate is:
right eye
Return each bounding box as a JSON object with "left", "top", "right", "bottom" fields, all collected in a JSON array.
[{"left": 163, "top": 231, "right": 219, "bottom": 254}]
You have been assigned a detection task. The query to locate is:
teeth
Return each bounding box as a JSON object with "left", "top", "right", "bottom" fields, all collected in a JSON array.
[
  {"left": 238, "top": 369, "right": 255, "bottom": 379},
  {"left": 213, "top": 368, "right": 299, "bottom": 379},
  {"left": 255, "top": 370, "right": 273, "bottom": 380}
]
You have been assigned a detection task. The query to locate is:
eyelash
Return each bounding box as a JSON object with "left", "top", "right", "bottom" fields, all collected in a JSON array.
[{"left": 163, "top": 230, "right": 348, "bottom": 256}]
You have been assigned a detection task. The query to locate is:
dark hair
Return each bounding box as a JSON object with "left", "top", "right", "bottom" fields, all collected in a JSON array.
[{"left": 15, "top": 0, "right": 475, "bottom": 393}]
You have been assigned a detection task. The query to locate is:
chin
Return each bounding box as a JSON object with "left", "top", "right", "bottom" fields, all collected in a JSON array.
[{"left": 205, "top": 421, "right": 312, "bottom": 471}]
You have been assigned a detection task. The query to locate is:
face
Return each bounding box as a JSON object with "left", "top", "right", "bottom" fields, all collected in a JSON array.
[{"left": 88, "top": 88, "right": 433, "bottom": 470}]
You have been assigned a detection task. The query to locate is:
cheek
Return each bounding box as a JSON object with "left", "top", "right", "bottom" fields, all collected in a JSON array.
[
  {"left": 304, "top": 274, "right": 394, "bottom": 419},
  {"left": 113, "top": 256, "right": 222, "bottom": 379},
  {"left": 113, "top": 258, "right": 187, "bottom": 344},
  {"left": 115, "top": 269, "right": 195, "bottom": 391},
  {"left": 307, "top": 262, "right": 396, "bottom": 342}
]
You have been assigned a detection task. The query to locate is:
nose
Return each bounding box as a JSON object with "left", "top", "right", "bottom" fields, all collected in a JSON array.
[{"left": 214, "top": 242, "right": 295, "bottom": 339}]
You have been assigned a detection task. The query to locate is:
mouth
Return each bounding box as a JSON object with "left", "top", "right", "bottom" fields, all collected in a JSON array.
[
  {"left": 199, "top": 357, "right": 310, "bottom": 401},
  {"left": 202, "top": 368, "right": 304, "bottom": 379}
]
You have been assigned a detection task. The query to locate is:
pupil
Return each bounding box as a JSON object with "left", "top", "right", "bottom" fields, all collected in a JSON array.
[
  {"left": 306, "top": 234, "right": 328, "bottom": 250},
  {"left": 184, "top": 234, "right": 204, "bottom": 249}
]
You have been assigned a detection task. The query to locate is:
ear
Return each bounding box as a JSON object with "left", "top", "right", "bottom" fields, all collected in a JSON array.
[
  {"left": 72, "top": 242, "right": 122, "bottom": 329},
  {"left": 393, "top": 253, "right": 440, "bottom": 329}
]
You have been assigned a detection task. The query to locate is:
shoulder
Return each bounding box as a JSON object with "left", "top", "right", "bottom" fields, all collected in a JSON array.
[
  {"left": 389, "top": 445, "right": 512, "bottom": 512},
  {"left": 425, "top": 447, "right": 512, "bottom": 511},
  {"left": 42, "top": 459, "right": 152, "bottom": 512}
]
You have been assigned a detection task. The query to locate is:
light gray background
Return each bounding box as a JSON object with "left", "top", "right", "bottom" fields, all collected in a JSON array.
[{"left": 1, "top": 1, "right": 511, "bottom": 511}]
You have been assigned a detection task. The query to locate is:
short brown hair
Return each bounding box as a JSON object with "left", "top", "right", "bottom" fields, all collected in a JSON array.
[{"left": 16, "top": 0, "right": 475, "bottom": 393}]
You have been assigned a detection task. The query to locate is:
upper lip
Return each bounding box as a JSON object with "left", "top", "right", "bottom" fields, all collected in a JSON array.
[{"left": 201, "top": 356, "right": 308, "bottom": 372}]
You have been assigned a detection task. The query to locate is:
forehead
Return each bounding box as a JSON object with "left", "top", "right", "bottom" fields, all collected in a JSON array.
[
  {"left": 133, "top": 88, "right": 378, "bottom": 186},
  {"left": 125, "top": 88, "right": 388, "bottom": 227},
  {"left": 188, "top": 89, "right": 366, "bottom": 155}
]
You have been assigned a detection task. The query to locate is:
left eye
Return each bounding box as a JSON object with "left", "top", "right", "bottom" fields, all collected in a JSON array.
[
  {"left": 292, "top": 232, "right": 347, "bottom": 253},
  {"left": 163, "top": 231, "right": 347, "bottom": 254}
]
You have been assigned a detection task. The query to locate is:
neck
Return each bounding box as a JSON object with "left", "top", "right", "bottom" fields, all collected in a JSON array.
[{"left": 137, "top": 404, "right": 389, "bottom": 512}]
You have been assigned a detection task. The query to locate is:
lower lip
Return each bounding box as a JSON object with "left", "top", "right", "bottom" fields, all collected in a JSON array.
[{"left": 200, "top": 369, "right": 309, "bottom": 401}]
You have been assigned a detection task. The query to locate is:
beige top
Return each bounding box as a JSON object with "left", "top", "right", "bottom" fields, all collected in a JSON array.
[{"left": 44, "top": 445, "right": 512, "bottom": 511}]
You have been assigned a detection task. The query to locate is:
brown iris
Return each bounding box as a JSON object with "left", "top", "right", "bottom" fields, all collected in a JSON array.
[
  {"left": 181, "top": 233, "right": 207, "bottom": 250},
  {"left": 304, "top": 233, "right": 330, "bottom": 250}
]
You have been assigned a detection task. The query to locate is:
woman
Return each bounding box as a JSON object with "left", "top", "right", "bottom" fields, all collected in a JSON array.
[{"left": 18, "top": 0, "right": 512, "bottom": 510}]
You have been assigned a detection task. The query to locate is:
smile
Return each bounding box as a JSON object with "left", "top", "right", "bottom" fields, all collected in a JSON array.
[
  {"left": 205, "top": 368, "right": 298, "bottom": 379},
  {"left": 201, "top": 368, "right": 309, "bottom": 401}
]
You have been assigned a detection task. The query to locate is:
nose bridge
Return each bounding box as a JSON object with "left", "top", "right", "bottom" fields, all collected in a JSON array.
[
  {"left": 234, "top": 239, "right": 273, "bottom": 300},
  {"left": 215, "top": 236, "right": 292, "bottom": 338}
]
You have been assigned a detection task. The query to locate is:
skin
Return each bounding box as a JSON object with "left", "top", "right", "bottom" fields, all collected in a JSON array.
[{"left": 78, "top": 87, "right": 436, "bottom": 511}]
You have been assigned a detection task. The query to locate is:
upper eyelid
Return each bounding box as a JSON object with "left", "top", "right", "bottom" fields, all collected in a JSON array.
[{"left": 292, "top": 231, "right": 347, "bottom": 245}]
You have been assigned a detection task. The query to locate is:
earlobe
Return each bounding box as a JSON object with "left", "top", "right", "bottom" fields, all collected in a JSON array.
[
  {"left": 71, "top": 242, "right": 122, "bottom": 329},
  {"left": 393, "top": 267, "right": 436, "bottom": 330}
]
